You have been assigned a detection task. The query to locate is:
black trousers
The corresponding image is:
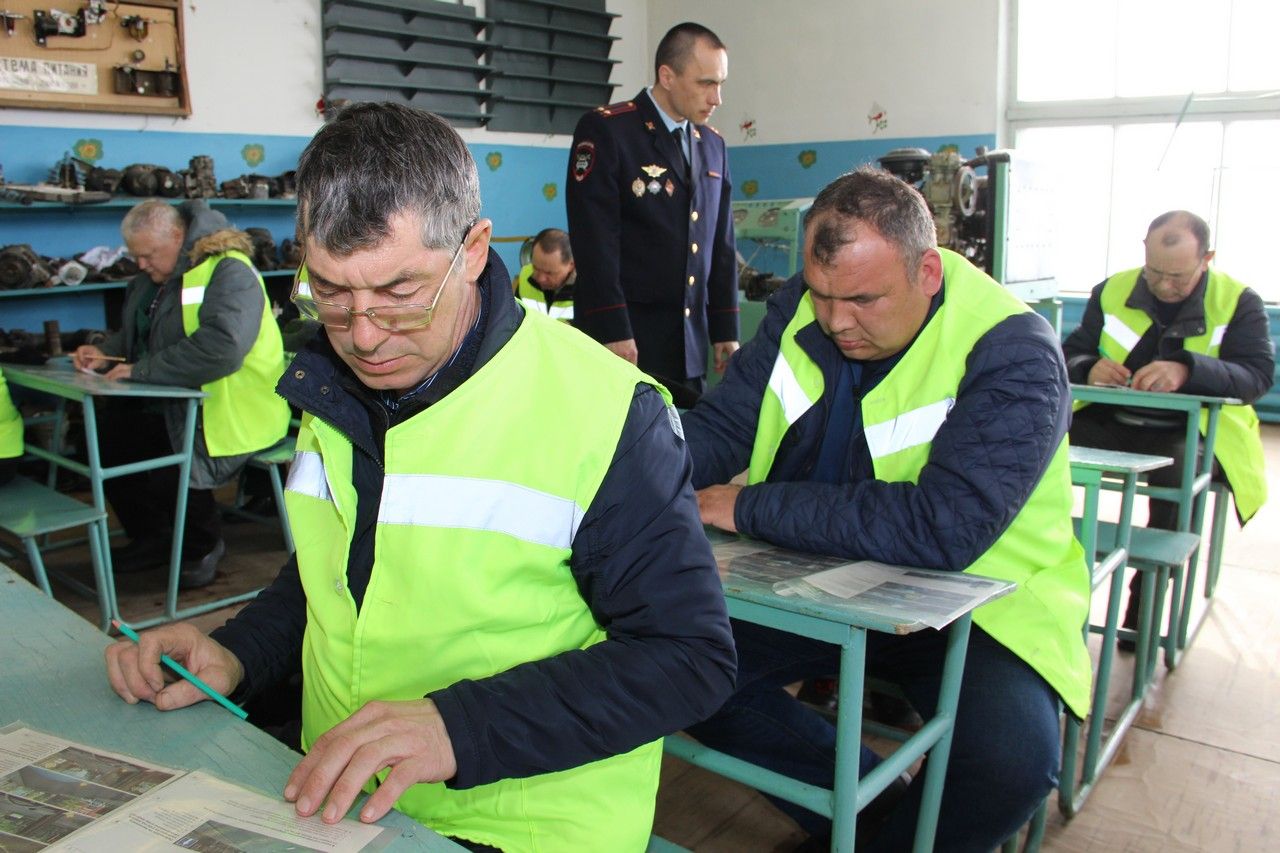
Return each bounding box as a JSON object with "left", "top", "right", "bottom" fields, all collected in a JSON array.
[
  {"left": 97, "top": 402, "right": 221, "bottom": 557},
  {"left": 1069, "top": 405, "right": 1224, "bottom": 531}
]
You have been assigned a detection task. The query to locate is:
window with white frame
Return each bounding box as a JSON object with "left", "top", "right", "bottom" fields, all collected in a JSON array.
[{"left": 1009, "top": 0, "right": 1280, "bottom": 300}]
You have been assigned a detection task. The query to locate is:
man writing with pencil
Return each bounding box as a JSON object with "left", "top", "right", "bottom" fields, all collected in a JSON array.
[
  {"left": 73, "top": 199, "right": 290, "bottom": 589},
  {"left": 103, "top": 103, "right": 735, "bottom": 853}
]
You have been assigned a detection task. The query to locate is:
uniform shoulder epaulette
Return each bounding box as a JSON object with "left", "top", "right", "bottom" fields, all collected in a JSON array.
[
  {"left": 703, "top": 124, "right": 723, "bottom": 137},
  {"left": 595, "top": 100, "right": 637, "bottom": 117}
]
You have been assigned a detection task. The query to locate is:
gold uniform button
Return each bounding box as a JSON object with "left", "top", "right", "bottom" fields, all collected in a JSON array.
[
  {"left": 691, "top": 211, "right": 699, "bottom": 222},
  {"left": 684, "top": 307, "right": 691, "bottom": 318},
  {"left": 691, "top": 242, "right": 699, "bottom": 254},
  {"left": 688, "top": 275, "right": 695, "bottom": 286}
]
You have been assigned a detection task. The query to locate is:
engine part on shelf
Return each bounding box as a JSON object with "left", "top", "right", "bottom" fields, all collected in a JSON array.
[
  {"left": 0, "top": 183, "right": 111, "bottom": 205},
  {"left": 49, "top": 153, "right": 80, "bottom": 189},
  {"left": 877, "top": 148, "right": 932, "bottom": 185},
  {"left": 245, "top": 227, "right": 279, "bottom": 271},
  {"left": 81, "top": 163, "right": 122, "bottom": 193},
  {"left": 877, "top": 145, "right": 992, "bottom": 274},
  {"left": 100, "top": 256, "right": 140, "bottom": 280},
  {"left": 50, "top": 258, "right": 87, "bottom": 286},
  {"left": 279, "top": 238, "right": 302, "bottom": 268},
  {"left": 114, "top": 64, "right": 181, "bottom": 98},
  {"left": 180, "top": 154, "right": 217, "bottom": 198},
  {"left": 736, "top": 254, "right": 786, "bottom": 302},
  {"left": 275, "top": 170, "right": 297, "bottom": 199},
  {"left": 43, "top": 320, "right": 62, "bottom": 356},
  {"left": 0, "top": 245, "right": 54, "bottom": 289},
  {"left": 120, "top": 163, "right": 181, "bottom": 197},
  {"left": 221, "top": 174, "right": 274, "bottom": 200}
]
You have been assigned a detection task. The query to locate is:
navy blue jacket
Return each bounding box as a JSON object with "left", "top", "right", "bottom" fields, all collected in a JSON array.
[
  {"left": 566, "top": 90, "right": 739, "bottom": 381},
  {"left": 682, "top": 272, "right": 1072, "bottom": 569},
  {"left": 212, "top": 250, "right": 736, "bottom": 789}
]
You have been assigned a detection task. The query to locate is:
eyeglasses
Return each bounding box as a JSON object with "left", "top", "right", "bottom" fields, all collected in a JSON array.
[
  {"left": 290, "top": 233, "right": 468, "bottom": 332},
  {"left": 1142, "top": 263, "right": 1203, "bottom": 288}
]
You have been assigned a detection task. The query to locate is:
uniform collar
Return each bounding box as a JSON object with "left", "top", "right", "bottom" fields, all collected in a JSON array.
[{"left": 645, "top": 87, "right": 689, "bottom": 135}]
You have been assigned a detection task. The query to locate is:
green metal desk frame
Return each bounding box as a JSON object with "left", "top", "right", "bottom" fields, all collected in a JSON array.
[
  {"left": 665, "top": 537, "right": 1009, "bottom": 853},
  {"left": 1059, "top": 446, "right": 1172, "bottom": 819},
  {"left": 4, "top": 364, "right": 257, "bottom": 628},
  {"left": 1069, "top": 384, "right": 1236, "bottom": 667}
]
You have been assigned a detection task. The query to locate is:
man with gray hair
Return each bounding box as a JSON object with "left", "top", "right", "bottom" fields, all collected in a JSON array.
[
  {"left": 73, "top": 199, "right": 289, "bottom": 588},
  {"left": 682, "top": 166, "right": 1091, "bottom": 850},
  {"left": 102, "top": 102, "right": 735, "bottom": 853}
]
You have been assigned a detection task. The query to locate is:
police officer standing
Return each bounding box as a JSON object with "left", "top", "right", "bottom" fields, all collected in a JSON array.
[{"left": 566, "top": 22, "right": 739, "bottom": 400}]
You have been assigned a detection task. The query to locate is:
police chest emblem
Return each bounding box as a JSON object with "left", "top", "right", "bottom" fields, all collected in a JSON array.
[
  {"left": 572, "top": 141, "right": 596, "bottom": 182},
  {"left": 647, "top": 180, "right": 661, "bottom": 194},
  {"left": 642, "top": 164, "right": 667, "bottom": 178},
  {"left": 664, "top": 178, "right": 675, "bottom": 196},
  {"left": 631, "top": 178, "right": 645, "bottom": 197}
]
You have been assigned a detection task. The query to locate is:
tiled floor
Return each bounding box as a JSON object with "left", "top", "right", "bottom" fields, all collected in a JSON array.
[{"left": 5, "top": 426, "right": 1278, "bottom": 852}]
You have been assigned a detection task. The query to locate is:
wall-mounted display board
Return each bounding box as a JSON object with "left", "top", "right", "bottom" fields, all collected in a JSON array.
[{"left": 0, "top": 0, "right": 189, "bottom": 116}]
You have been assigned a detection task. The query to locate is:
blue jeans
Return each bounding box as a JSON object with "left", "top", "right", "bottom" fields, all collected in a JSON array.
[{"left": 685, "top": 620, "right": 1060, "bottom": 852}]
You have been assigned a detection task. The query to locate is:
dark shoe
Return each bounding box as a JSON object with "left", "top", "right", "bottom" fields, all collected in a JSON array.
[
  {"left": 866, "top": 690, "right": 924, "bottom": 731},
  {"left": 179, "top": 538, "right": 225, "bottom": 590},
  {"left": 110, "top": 537, "right": 169, "bottom": 574},
  {"left": 793, "top": 769, "right": 912, "bottom": 852}
]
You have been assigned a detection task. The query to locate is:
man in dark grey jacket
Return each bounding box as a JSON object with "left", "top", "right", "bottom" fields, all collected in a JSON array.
[{"left": 72, "top": 199, "right": 289, "bottom": 588}]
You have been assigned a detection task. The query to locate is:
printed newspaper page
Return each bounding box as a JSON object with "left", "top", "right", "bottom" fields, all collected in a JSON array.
[
  {"left": 712, "top": 541, "right": 1013, "bottom": 631},
  {"left": 0, "top": 725, "right": 393, "bottom": 852}
]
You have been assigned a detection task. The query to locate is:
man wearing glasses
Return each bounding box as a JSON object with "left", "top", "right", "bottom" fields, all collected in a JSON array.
[
  {"left": 102, "top": 103, "right": 735, "bottom": 853},
  {"left": 1063, "top": 210, "right": 1273, "bottom": 635}
]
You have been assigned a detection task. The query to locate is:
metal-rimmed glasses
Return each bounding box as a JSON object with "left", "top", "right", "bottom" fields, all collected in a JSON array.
[{"left": 290, "top": 233, "right": 468, "bottom": 332}]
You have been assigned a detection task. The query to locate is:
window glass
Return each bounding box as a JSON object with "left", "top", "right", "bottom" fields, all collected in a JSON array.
[
  {"left": 1017, "top": 2, "right": 1116, "bottom": 101},
  {"left": 1115, "top": 0, "right": 1230, "bottom": 97},
  {"left": 1217, "top": 120, "right": 1280, "bottom": 300},
  {"left": 1013, "top": 126, "right": 1115, "bottom": 290},
  {"left": 1228, "top": 0, "right": 1280, "bottom": 91}
]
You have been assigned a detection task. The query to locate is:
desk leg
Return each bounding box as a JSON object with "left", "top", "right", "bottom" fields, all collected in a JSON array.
[
  {"left": 163, "top": 398, "right": 199, "bottom": 620},
  {"left": 80, "top": 399, "right": 120, "bottom": 624},
  {"left": 910, "top": 614, "right": 972, "bottom": 853},
  {"left": 1175, "top": 406, "right": 1221, "bottom": 654},
  {"left": 831, "top": 629, "right": 866, "bottom": 853}
]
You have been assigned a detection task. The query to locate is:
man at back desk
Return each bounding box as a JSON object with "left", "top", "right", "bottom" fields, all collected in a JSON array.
[
  {"left": 1063, "top": 210, "right": 1272, "bottom": 633},
  {"left": 682, "top": 167, "right": 1092, "bottom": 851}
]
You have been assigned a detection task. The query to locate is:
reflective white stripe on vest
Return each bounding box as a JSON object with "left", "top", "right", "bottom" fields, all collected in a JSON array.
[
  {"left": 181, "top": 285, "right": 207, "bottom": 306},
  {"left": 767, "top": 354, "right": 815, "bottom": 426},
  {"left": 286, "top": 451, "right": 332, "bottom": 502},
  {"left": 1102, "top": 313, "right": 1141, "bottom": 352},
  {"left": 864, "top": 397, "right": 956, "bottom": 460},
  {"left": 379, "top": 474, "right": 583, "bottom": 550},
  {"left": 521, "top": 297, "right": 547, "bottom": 314},
  {"left": 1210, "top": 324, "right": 1227, "bottom": 347},
  {"left": 549, "top": 304, "right": 574, "bottom": 321}
]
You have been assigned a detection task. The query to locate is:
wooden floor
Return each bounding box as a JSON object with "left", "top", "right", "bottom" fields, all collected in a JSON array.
[{"left": 5, "top": 426, "right": 1279, "bottom": 852}]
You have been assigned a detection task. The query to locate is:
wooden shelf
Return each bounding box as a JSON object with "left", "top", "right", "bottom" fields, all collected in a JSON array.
[{"left": 0, "top": 282, "right": 127, "bottom": 299}]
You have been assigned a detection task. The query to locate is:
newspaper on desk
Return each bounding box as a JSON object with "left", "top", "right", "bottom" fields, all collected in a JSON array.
[
  {"left": 0, "top": 724, "right": 393, "bottom": 852},
  {"left": 712, "top": 539, "right": 1013, "bottom": 632}
]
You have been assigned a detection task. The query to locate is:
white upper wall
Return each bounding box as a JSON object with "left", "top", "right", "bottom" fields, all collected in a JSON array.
[
  {"left": 0, "top": 0, "right": 650, "bottom": 147},
  {"left": 646, "top": 0, "right": 1001, "bottom": 146}
]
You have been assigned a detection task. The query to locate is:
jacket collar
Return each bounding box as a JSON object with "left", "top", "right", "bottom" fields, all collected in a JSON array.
[{"left": 635, "top": 89, "right": 693, "bottom": 188}]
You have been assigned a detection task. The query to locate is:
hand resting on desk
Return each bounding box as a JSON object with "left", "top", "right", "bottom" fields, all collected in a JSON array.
[
  {"left": 1129, "top": 359, "right": 1188, "bottom": 393},
  {"left": 105, "top": 622, "right": 244, "bottom": 712},
  {"left": 284, "top": 699, "right": 458, "bottom": 825}
]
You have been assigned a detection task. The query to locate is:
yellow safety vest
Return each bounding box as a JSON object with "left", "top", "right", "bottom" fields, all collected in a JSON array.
[
  {"left": 180, "top": 251, "right": 290, "bottom": 456},
  {"left": 1091, "top": 267, "right": 1267, "bottom": 522},
  {"left": 0, "top": 369, "right": 22, "bottom": 460},
  {"left": 285, "top": 310, "right": 670, "bottom": 852},
  {"left": 748, "top": 249, "right": 1092, "bottom": 717},
  {"left": 516, "top": 264, "right": 574, "bottom": 322}
]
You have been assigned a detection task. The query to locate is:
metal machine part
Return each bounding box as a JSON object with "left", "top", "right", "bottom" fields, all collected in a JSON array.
[
  {"left": 0, "top": 10, "right": 26, "bottom": 36},
  {"left": 32, "top": 8, "right": 85, "bottom": 46},
  {"left": 730, "top": 197, "right": 814, "bottom": 281},
  {"left": 736, "top": 253, "right": 786, "bottom": 302},
  {"left": 180, "top": 155, "right": 217, "bottom": 199},
  {"left": 120, "top": 13, "right": 147, "bottom": 40},
  {"left": 0, "top": 245, "right": 53, "bottom": 289},
  {"left": 245, "top": 228, "right": 279, "bottom": 272},
  {"left": 877, "top": 146, "right": 994, "bottom": 275},
  {"left": 113, "top": 64, "right": 181, "bottom": 97},
  {"left": 279, "top": 238, "right": 303, "bottom": 268}
]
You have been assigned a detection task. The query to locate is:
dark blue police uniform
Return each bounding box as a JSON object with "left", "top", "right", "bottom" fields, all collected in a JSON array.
[{"left": 565, "top": 90, "right": 739, "bottom": 392}]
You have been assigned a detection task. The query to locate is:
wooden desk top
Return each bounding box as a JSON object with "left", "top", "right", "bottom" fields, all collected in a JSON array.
[{"left": 0, "top": 564, "right": 461, "bottom": 852}]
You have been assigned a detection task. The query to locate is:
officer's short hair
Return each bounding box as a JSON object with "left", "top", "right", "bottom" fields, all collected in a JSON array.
[
  {"left": 121, "top": 199, "right": 183, "bottom": 240},
  {"left": 804, "top": 166, "right": 937, "bottom": 278},
  {"left": 532, "top": 228, "right": 572, "bottom": 263},
  {"left": 654, "top": 23, "right": 726, "bottom": 78},
  {"left": 295, "top": 102, "right": 480, "bottom": 254},
  {"left": 1147, "top": 210, "right": 1211, "bottom": 257}
]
